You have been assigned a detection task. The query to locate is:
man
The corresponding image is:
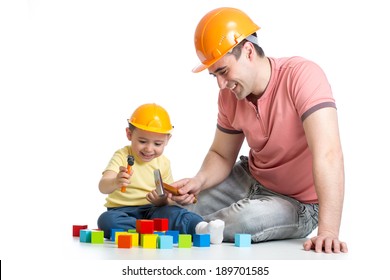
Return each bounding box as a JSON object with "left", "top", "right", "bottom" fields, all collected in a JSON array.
[{"left": 170, "top": 7, "right": 348, "bottom": 253}]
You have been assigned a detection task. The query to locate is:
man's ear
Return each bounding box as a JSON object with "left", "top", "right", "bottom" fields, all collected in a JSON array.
[{"left": 126, "top": 127, "right": 132, "bottom": 141}]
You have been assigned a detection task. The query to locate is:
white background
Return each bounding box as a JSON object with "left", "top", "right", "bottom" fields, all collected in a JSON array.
[{"left": 1, "top": 0, "right": 389, "bottom": 279}]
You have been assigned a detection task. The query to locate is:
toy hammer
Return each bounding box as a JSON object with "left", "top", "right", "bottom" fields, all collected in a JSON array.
[
  {"left": 121, "top": 155, "right": 134, "bottom": 192},
  {"left": 153, "top": 169, "right": 197, "bottom": 203}
]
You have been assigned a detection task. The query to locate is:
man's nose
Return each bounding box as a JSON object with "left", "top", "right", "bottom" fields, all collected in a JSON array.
[{"left": 216, "top": 75, "right": 228, "bottom": 89}]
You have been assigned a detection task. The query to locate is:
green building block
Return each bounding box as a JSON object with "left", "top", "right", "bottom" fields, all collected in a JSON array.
[
  {"left": 178, "top": 234, "right": 192, "bottom": 248},
  {"left": 91, "top": 230, "right": 104, "bottom": 244}
]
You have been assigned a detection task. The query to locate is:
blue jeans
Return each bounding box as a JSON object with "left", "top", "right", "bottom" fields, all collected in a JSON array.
[
  {"left": 185, "top": 156, "right": 319, "bottom": 243},
  {"left": 97, "top": 204, "right": 203, "bottom": 239}
]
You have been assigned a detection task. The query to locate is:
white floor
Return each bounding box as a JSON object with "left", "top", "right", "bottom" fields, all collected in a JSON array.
[{"left": 67, "top": 236, "right": 350, "bottom": 260}]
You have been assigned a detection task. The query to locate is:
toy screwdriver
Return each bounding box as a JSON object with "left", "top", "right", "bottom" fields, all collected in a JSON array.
[{"left": 121, "top": 155, "right": 135, "bottom": 192}]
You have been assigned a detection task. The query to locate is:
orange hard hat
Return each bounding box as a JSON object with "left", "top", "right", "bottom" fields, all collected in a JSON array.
[
  {"left": 193, "top": 7, "right": 260, "bottom": 73},
  {"left": 129, "top": 103, "right": 173, "bottom": 134}
]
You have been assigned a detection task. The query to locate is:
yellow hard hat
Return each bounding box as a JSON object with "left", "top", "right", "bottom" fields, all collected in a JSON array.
[
  {"left": 193, "top": 7, "right": 260, "bottom": 73},
  {"left": 129, "top": 103, "right": 173, "bottom": 134}
]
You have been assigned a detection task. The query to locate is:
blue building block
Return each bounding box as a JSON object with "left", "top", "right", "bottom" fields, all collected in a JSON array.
[
  {"left": 165, "top": 230, "right": 179, "bottom": 244},
  {"left": 79, "top": 229, "right": 91, "bottom": 243},
  {"left": 110, "top": 228, "right": 125, "bottom": 242},
  {"left": 158, "top": 235, "right": 173, "bottom": 249},
  {"left": 193, "top": 234, "right": 210, "bottom": 247},
  {"left": 234, "top": 233, "right": 251, "bottom": 247}
]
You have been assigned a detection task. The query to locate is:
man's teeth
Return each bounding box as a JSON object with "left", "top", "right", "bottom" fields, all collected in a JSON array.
[{"left": 228, "top": 82, "right": 237, "bottom": 90}]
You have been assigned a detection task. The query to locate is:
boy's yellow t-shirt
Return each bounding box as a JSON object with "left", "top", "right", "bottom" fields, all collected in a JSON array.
[{"left": 102, "top": 145, "right": 173, "bottom": 207}]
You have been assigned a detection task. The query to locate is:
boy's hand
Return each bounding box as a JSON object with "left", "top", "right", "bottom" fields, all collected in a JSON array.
[
  {"left": 146, "top": 190, "right": 168, "bottom": 207},
  {"left": 116, "top": 166, "right": 133, "bottom": 190}
]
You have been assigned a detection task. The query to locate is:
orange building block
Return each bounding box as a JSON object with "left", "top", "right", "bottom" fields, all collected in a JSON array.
[{"left": 118, "top": 234, "right": 132, "bottom": 248}]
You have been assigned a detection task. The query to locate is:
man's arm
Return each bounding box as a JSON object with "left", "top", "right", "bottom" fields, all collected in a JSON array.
[
  {"left": 302, "top": 107, "right": 348, "bottom": 253},
  {"left": 196, "top": 128, "right": 245, "bottom": 191}
]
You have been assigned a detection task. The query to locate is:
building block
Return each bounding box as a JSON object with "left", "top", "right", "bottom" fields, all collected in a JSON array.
[
  {"left": 153, "top": 218, "right": 169, "bottom": 231},
  {"left": 128, "top": 228, "right": 137, "bottom": 233},
  {"left": 111, "top": 229, "right": 125, "bottom": 242},
  {"left": 118, "top": 234, "right": 132, "bottom": 249},
  {"left": 193, "top": 234, "right": 210, "bottom": 247},
  {"left": 79, "top": 229, "right": 92, "bottom": 243},
  {"left": 128, "top": 232, "right": 139, "bottom": 246},
  {"left": 91, "top": 230, "right": 104, "bottom": 244},
  {"left": 140, "top": 234, "right": 158, "bottom": 249},
  {"left": 154, "top": 231, "right": 165, "bottom": 236},
  {"left": 158, "top": 235, "right": 173, "bottom": 249},
  {"left": 234, "top": 233, "right": 251, "bottom": 247},
  {"left": 115, "top": 232, "right": 132, "bottom": 244},
  {"left": 178, "top": 234, "right": 192, "bottom": 248},
  {"left": 73, "top": 225, "right": 88, "bottom": 237},
  {"left": 165, "top": 230, "right": 179, "bottom": 244},
  {"left": 136, "top": 219, "right": 154, "bottom": 234}
]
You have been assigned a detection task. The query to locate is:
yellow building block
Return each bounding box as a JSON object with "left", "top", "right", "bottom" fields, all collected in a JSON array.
[
  {"left": 128, "top": 232, "right": 139, "bottom": 246},
  {"left": 141, "top": 234, "right": 158, "bottom": 249},
  {"left": 115, "top": 232, "right": 132, "bottom": 244}
]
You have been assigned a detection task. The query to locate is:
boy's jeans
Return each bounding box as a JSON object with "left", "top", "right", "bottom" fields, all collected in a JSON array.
[{"left": 185, "top": 156, "right": 318, "bottom": 242}]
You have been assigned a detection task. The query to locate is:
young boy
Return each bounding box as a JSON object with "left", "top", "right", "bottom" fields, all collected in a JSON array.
[{"left": 97, "top": 103, "right": 224, "bottom": 244}]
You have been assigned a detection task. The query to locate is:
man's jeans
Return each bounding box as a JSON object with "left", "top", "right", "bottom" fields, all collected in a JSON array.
[{"left": 185, "top": 156, "right": 319, "bottom": 242}]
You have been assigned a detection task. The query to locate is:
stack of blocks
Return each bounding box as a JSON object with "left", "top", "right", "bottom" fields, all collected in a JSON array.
[{"left": 73, "top": 218, "right": 213, "bottom": 250}]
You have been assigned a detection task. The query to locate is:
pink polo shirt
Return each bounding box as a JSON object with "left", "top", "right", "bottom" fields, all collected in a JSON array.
[{"left": 217, "top": 56, "right": 336, "bottom": 203}]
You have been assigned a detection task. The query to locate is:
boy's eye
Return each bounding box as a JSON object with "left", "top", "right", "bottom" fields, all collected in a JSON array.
[{"left": 154, "top": 143, "right": 163, "bottom": 147}]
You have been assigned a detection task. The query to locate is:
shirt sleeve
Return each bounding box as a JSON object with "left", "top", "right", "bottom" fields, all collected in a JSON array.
[
  {"left": 217, "top": 88, "right": 244, "bottom": 133},
  {"left": 103, "top": 147, "right": 127, "bottom": 174},
  {"left": 288, "top": 59, "right": 336, "bottom": 120}
]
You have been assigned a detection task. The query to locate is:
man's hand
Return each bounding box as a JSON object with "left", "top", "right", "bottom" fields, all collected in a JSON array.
[
  {"left": 168, "top": 178, "right": 200, "bottom": 205},
  {"left": 303, "top": 232, "right": 348, "bottom": 253}
]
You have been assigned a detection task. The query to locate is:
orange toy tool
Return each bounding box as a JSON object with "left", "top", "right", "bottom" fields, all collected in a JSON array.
[
  {"left": 121, "top": 155, "right": 134, "bottom": 192},
  {"left": 164, "top": 182, "right": 197, "bottom": 204}
]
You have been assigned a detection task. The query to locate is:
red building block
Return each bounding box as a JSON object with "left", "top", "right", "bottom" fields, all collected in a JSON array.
[
  {"left": 136, "top": 219, "right": 154, "bottom": 234},
  {"left": 73, "top": 225, "right": 88, "bottom": 237},
  {"left": 153, "top": 218, "right": 169, "bottom": 231}
]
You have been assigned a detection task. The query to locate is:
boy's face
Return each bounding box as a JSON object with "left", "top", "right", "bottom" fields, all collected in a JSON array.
[{"left": 126, "top": 127, "right": 170, "bottom": 162}]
